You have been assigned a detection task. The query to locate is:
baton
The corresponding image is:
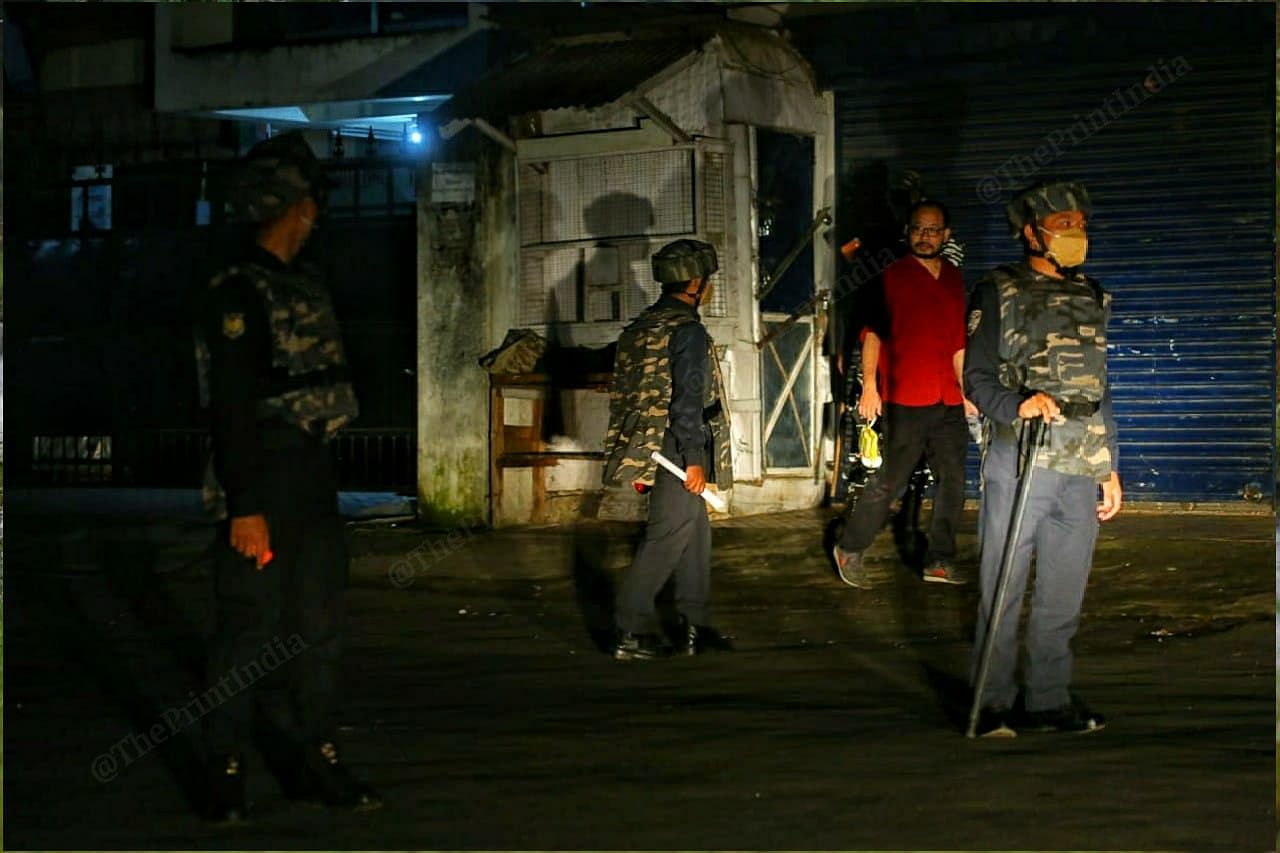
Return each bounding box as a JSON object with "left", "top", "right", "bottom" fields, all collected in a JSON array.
[
  {"left": 650, "top": 451, "right": 728, "bottom": 512},
  {"left": 966, "top": 417, "right": 1045, "bottom": 738}
]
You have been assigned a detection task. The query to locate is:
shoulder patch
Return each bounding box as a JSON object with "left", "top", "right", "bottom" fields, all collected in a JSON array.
[
  {"left": 221, "top": 312, "right": 246, "bottom": 340},
  {"left": 966, "top": 309, "right": 983, "bottom": 336}
]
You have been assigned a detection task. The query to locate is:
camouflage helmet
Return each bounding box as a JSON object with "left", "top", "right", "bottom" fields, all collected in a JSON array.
[
  {"left": 226, "top": 131, "right": 332, "bottom": 224},
  {"left": 651, "top": 239, "right": 719, "bottom": 284},
  {"left": 1005, "top": 180, "right": 1092, "bottom": 236}
]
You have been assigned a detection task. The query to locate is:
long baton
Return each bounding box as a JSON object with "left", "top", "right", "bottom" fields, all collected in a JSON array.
[
  {"left": 650, "top": 451, "right": 728, "bottom": 512},
  {"left": 966, "top": 417, "right": 1045, "bottom": 738}
]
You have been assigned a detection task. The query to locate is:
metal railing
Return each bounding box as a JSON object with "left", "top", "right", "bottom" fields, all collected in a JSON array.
[
  {"left": 30, "top": 434, "right": 116, "bottom": 485},
  {"left": 24, "top": 427, "right": 414, "bottom": 492},
  {"left": 331, "top": 428, "right": 415, "bottom": 492}
]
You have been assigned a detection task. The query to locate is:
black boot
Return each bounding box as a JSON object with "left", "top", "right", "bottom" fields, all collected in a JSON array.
[
  {"left": 1019, "top": 697, "right": 1106, "bottom": 734},
  {"left": 972, "top": 706, "right": 1018, "bottom": 738},
  {"left": 293, "top": 740, "right": 383, "bottom": 811},
  {"left": 205, "top": 754, "right": 248, "bottom": 823},
  {"left": 682, "top": 618, "right": 734, "bottom": 655}
]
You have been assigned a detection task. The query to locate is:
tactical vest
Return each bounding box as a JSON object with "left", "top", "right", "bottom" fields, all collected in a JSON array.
[
  {"left": 195, "top": 260, "right": 360, "bottom": 518},
  {"left": 196, "top": 260, "right": 360, "bottom": 437},
  {"left": 602, "top": 303, "right": 733, "bottom": 489},
  {"left": 991, "top": 264, "right": 1111, "bottom": 482}
]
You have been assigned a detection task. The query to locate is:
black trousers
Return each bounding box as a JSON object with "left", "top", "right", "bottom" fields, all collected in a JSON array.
[
  {"left": 204, "top": 442, "right": 347, "bottom": 756},
  {"left": 615, "top": 433, "right": 712, "bottom": 634},
  {"left": 838, "top": 402, "right": 968, "bottom": 561}
]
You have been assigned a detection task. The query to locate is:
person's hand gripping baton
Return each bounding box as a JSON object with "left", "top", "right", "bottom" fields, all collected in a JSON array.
[{"left": 650, "top": 451, "right": 728, "bottom": 512}]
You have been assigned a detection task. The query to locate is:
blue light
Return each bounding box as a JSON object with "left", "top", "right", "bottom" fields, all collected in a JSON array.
[{"left": 410, "top": 129, "right": 424, "bottom": 145}]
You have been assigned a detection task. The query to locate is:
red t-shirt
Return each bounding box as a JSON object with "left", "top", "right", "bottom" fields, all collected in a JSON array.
[{"left": 872, "top": 255, "right": 967, "bottom": 407}]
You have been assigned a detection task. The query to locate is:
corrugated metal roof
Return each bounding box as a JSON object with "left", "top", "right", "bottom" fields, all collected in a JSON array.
[{"left": 437, "top": 37, "right": 705, "bottom": 121}]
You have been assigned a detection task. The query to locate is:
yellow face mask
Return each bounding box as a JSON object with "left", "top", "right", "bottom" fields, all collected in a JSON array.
[{"left": 1040, "top": 226, "right": 1088, "bottom": 268}]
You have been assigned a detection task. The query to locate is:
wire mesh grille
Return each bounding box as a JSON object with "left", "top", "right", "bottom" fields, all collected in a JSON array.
[
  {"left": 704, "top": 263, "right": 728, "bottom": 317},
  {"left": 518, "top": 164, "right": 545, "bottom": 246},
  {"left": 701, "top": 152, "right": 729, "bottom": 318},
  {"left": 518, "top": 247, "right": 582, "bottom": 325},
  {"left": 517, "top": 148, "right": 725, "bottom": 325},
  {"left": 623, "top": 246, "right": 658, "bottom": 319},
  {"left": 521, "top": 150, "right": 694, "bottom": 244},
  {"left": 703, "top": 152, "right": 727, "bottom": 236}
]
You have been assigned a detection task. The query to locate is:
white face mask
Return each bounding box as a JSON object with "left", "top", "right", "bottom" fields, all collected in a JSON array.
[{"left": 1039, "top": 226, "right": 1088, "bottom": 268}]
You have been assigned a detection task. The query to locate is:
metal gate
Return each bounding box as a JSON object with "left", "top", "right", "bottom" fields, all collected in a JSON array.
[
  {"left": 8, "top": 159, "right": 419, "bottom": 491},
  {"left": 760, "top": 315, "right": 816, "bottom": 471}
]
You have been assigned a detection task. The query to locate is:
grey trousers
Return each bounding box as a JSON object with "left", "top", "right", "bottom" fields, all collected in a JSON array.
[
  {"left": 615, "top": 437, "right": 712, "bottom": 634},
  {"left": 971, "top": 437, "right": 1099, "bottom": 712}
]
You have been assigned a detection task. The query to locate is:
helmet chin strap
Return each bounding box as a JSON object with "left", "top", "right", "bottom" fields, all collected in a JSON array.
[
  {"left": 1031, "top": 244, "right": 1078, "bottom": 275},
  {"left": 1023, "top": 226, "right": 1059, "bottom": 270},
  {"left": 692, "top": 277, "right": 709, "bottom": 306}
]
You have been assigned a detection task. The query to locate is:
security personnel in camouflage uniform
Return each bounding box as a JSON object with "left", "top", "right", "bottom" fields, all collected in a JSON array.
[
  {"left": 963, "top": 180, "right": 1122, "bottom": 737},
  {"left": 603, "top": 239, "right": 735, "bottom": 660},
  {"left": 195, "top": 131, "right": 379, "bottom": 819}
]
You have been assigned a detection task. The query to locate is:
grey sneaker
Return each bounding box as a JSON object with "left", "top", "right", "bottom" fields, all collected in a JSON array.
[{"left": 832, "top": 545, "right": 870, "bottom": 589}]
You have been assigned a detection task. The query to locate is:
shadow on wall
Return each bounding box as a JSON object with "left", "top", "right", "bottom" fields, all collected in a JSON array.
[{"left": 540, "top": 190, "right": 657, "bottom": 442}]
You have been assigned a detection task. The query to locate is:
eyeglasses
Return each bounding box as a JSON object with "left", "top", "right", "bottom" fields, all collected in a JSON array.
[{"left": 907, "top": 225, "right": 946, "bottom": 237}]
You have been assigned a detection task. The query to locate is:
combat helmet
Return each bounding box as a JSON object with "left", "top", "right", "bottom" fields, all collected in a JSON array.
[
  {"left": 1005, "top": 180, "right": 1091, "bottom": 237},
  {"left": 226, "top": 131, "right": 334, "bottom": 224},
  {"left": 651, "top": 239, "right": 719, "bottom": 284}
]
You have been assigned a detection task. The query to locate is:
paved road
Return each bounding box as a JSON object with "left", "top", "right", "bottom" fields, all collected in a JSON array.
[{"left": 4, "top": 507, "right": 1273, "bottom": 850}]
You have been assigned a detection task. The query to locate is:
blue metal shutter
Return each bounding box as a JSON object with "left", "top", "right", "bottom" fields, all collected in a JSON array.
[{"left": 833, "top": 54, "right": 1274, "bottom": 503}]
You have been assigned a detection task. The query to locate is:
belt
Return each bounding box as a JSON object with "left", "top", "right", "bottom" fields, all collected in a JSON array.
[
  {"left": 258, "top": 421, "right": 326, "bottom": 448},
  {"left": 267, "top": 365, "right": 350, "bottom": 396},
  {"left": 1058, "top": 400, "right": 1100, "bottom": 418},
  {"left": 993, "top": 399, "right": 1099, "bottom": 442}
]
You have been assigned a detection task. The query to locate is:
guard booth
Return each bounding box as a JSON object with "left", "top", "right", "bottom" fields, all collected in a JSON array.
[{"left": 436, "top": 26, "right": 837, "bottom": 525}]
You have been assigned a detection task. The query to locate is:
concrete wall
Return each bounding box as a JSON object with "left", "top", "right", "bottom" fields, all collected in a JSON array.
[
  {"left": 40, "top": 39, "right": 146, "bottom": 92},
  {"left": 416, "top": 141, "right": 516, "bottom": 526}
]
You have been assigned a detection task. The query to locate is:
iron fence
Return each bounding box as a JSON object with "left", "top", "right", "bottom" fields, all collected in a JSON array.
[{"left": 24, "top": 428, "right": 414, "bottom": 492}]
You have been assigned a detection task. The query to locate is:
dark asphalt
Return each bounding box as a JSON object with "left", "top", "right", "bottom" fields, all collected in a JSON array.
[{"left": 3, "top": 504, "right": 1274, "bottom": 850}]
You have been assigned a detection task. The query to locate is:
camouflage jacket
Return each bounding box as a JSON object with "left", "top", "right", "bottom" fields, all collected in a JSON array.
[
  {"left": 976, "top": 263, "right": 1112, "bottom": 481},
  {"left": 602, "top": 300, "right": 732, "bottom": 489}
]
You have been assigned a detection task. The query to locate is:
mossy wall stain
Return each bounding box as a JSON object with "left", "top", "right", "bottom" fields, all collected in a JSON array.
[{"left": 417, "top": 143, "right": 514, "bottom": 526}]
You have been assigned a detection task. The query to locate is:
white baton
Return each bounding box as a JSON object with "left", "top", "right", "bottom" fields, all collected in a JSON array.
[{"left": 650, "top": 451, "right": 728, "bottom": 512}]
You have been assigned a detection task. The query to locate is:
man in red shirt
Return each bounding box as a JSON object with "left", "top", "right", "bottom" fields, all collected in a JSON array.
[{"left": 833, "top": 200, "right": 974, "bottom": 587}]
